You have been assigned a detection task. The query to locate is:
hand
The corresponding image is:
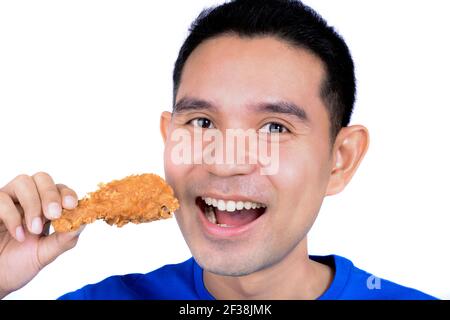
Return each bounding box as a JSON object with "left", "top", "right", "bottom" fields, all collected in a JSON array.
[{"left": 0, "top": 172, "right": 84, "bottom": 299}]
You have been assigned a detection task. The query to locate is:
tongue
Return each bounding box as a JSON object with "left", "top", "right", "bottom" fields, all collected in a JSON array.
[{"left": 215, "top": 208, "right": 262, "bottom": 227}]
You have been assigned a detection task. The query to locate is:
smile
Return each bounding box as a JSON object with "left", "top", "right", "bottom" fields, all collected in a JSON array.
[{"left": 195, "top": 195, "right": 267, "bottom": 236}]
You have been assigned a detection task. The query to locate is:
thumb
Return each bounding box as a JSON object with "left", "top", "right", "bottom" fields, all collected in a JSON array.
[{"left": 37, "top": 226, "right": 85, "bottom": 267}]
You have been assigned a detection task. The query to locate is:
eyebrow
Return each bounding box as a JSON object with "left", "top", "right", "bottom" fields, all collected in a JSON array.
[
  {"left": 254, "top": 101, "right": 310, "bottom": 124},
  {"left": 174, "top": 96, "right": 310, "bottom": 123},
  {"left": 173, "top": 97, "right": 218, "bottom": 113}
]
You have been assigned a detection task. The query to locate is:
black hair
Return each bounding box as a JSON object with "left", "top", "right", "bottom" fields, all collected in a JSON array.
[{"left": 173, "top": 0, "right": 356, "bottom": 140}]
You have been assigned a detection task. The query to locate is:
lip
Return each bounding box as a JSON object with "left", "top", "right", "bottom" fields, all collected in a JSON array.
[{"left": 196, "top": 197, "right": 268, "bottom": 238}]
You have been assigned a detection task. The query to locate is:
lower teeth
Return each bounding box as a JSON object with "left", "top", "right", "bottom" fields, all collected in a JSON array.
[
  {"left": 205, "top": 206, "right": 217, "bottom": 224},
  {"left": 205, "top": 206, "right": 233, "bottom": 227},
  {"left": 218, "top": 224, "right": 232, "bottom": 228}
]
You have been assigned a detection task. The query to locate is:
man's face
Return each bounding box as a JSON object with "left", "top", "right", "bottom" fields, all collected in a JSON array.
[{"left": 163, "top": 35, "right": 334, "bottom": 276}]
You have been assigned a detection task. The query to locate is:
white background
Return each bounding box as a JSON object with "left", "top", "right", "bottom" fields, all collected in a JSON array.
[{"left": 0, "top": 0, "right": 449, "bottom": 299}]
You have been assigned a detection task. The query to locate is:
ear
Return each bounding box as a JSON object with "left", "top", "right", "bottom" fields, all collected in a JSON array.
[
  {"left": 326, "top": 125, "right": 370, "bottom": 196},
  {"left": 160, "top": 111, "right": 172, "bottom": 144}
]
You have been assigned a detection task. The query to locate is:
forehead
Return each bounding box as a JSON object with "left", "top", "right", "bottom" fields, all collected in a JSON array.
[{"left": 177, "top": 35, "right": 326, "bottom": 113}]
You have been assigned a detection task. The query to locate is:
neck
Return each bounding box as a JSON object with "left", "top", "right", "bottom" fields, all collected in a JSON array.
[{"left": 203, "top": 239, "right": 333, "bottom": 300}]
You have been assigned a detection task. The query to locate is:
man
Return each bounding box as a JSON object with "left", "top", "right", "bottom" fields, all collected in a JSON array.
[{"left": 0, "top": 0, "right": 436, "bottom": 299}]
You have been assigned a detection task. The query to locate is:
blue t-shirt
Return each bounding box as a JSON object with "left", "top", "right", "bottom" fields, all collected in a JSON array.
[{"left": 59, "top": 255, "right": 436, "bottom": 300}]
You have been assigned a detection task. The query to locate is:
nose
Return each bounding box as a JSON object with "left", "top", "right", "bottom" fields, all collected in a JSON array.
[
  {"left": 205, "top": 161, "right": 257, "bottom": 177},
  {"left": 191, "top": 127, "right": 261, "bottom": 177},
  {"left": 202, "top": 138, "right": 259, "bottom": 177}
]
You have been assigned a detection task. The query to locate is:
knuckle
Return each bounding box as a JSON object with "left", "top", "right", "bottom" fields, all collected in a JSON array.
[
  {"left": 42, "top": 187, "right": 60, "bottom": 198},
  {"left": 58, "top": 184, "right": 72, "bottom": 193},
  {"left": 0, "top": 191, "right": 8, "bottom": 201},
  {"left": 33, "top": 171, "right": 50, "bottom": 180},
  {"left": 0, "top": 199, "right": 17, "bottom": 222},
  {"left": 59, "top": 235, "right": 78, "bottom": 251},
  {"left": 0, "top": 193, "right": 12, "bottom": 210},
  {"left": 15, "top": 174, "right": 32, "bottom": 185},
  {"left": 64, "top": 188, "right": 77, "bottom": 197},
  {"left": 58, "top": 185, "right": 78, "bottom": 198},
  {"left": 0, "top": 199, "right": 9, "bottom": 215},
  {"left": 67, "top": 237, "right": 79, "bottom": 249},
  {"left": 22, "top": 200, "right": 42, "bottom": 217}
]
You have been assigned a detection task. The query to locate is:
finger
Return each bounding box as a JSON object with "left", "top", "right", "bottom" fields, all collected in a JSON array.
[
  {"left": 0, "top": 192, "right": 26, "bottom": 242},
  {"left": 33, "top": 172, "right": 62, "bottom": 221},
  {"left": 8, "top": 175, "right": 43, "bottom": 235},
  {"left": 37, "top": 225, "right": 85, "bottom": 267},
  {"left": 56, "top": 184, "right": 78, "bottom": 209}
]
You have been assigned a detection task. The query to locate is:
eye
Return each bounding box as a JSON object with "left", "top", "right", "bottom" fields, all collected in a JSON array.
[
  {"left": 259, "top": 122, "right": 289, "bottom": 134},
  {"left": 188, "top": 117, "right": 215, "bottom": 129}
]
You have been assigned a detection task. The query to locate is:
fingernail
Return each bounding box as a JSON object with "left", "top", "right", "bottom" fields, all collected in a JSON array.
[
  {"left": 15, "top": 226, "right": 25, "bottom": 242},
  {"left": 63, "top": 196, "right": 77, "bottom": 209},
  {"left": 31, "top": 217, "right": 43, "bottom": 235},
  {"left": 48, "top": 202, "right": 61, "bottom": 219}
]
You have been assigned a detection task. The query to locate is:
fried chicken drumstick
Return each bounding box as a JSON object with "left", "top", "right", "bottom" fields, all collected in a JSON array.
[{"left": 52, "top": 174, "right": 179, "bottom": 232}]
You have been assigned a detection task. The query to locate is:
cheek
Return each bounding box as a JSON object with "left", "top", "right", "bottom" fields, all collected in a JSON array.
[
  {"left": 163, "top": 141, "right": 196, "bottom": 233},
  {"left": 272, "top": 143, "right": 330, "bottom": 217},
  {"left": 163, "top": 141, "right": 192, "bottom": 198},
  {"left": 276, "top": 144, "right": 317, "bottom": 185}
]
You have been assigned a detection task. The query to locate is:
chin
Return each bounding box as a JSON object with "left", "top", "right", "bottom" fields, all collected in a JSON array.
[{"left": 191, "top": 243, "right": 277, "bottom": 277}]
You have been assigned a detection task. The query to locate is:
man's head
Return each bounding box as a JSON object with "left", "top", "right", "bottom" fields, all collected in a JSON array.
[
  {"left": 160, "top": 0, "right": 369, "bottom": 276},
  {"left": 173, "top": 0, "right": 357, "bottom": 141}
]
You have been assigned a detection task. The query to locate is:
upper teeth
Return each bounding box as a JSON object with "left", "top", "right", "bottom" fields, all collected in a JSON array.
[{"left": 201, "top": 197, "right": 266, "bottom": 212}]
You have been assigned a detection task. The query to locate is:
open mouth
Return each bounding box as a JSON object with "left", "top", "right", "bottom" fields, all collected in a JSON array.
[{"left": 196, "top": 196, "right": 267, "bottom": 228}]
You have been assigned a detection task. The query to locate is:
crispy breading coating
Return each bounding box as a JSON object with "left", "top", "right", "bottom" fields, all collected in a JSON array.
[{"left": 52, "top": 174, "right": 178, "bottom": 232}]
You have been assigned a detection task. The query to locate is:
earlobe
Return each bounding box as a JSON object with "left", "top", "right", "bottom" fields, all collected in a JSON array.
[
  {"left": 326, "top": 125, "right": 370, "bottom": 196},
  {"left": 160, "top": 111, "right": 172, "bottom": 144}
]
